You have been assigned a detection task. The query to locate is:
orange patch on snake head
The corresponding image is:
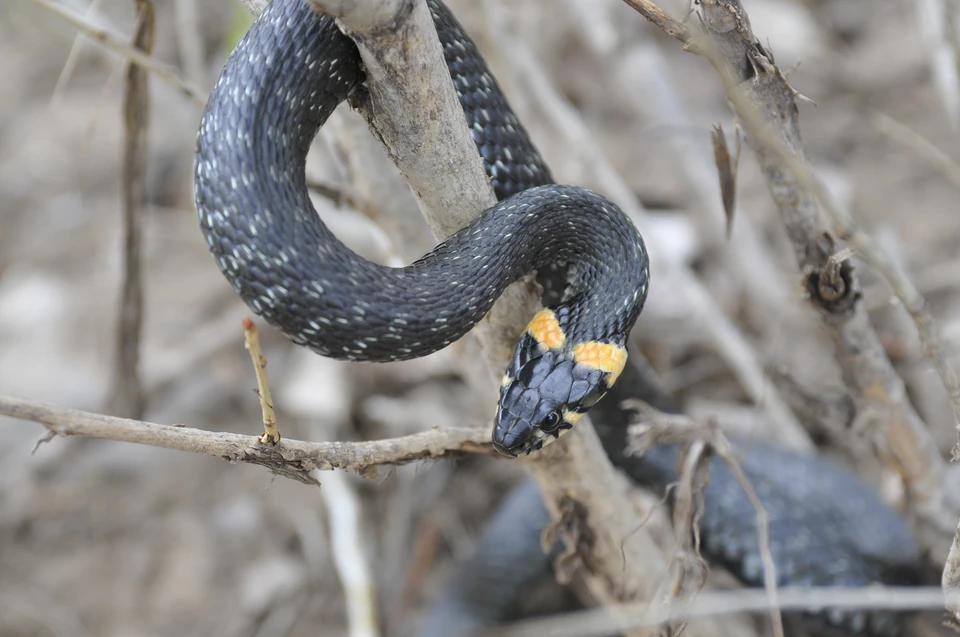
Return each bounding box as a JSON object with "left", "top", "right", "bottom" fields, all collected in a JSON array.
[
  {"left": 572, "top": 341, "right": 628, "bottom": 385},
  {"left": 526, "top": 309, "right": 566, "bottom": 350}
]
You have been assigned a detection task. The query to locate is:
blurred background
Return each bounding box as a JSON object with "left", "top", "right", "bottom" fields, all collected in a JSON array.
[{"left": 1, "top": 0, "right": 959, "bottom": 635}]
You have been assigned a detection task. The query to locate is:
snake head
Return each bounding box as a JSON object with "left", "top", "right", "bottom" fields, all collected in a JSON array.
[{"left": 492, "top": 309, "right": 627, "bottom": 457}]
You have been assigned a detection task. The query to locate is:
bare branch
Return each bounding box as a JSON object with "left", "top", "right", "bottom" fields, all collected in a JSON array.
[
  {"left": 619, "top": 0, "right": 690, "bottom": 42},
  {"left": 626, "top": 403, "right": 783, "bottom": 637},
  {"left": 28, "top": 0, "right": 206, "bottom": 106},
  {"left": 243, "top": 318, "right": 281, "bottom": 444},
  {"left": 49, "top": 0, "right": 107, "bottom": 107},
  {"left": 0, "top": 394, "right": 490, "bottom": 484},
  {"left": 872, "top": 112, "right": 960, "bottom": 190},
  {"left": 482, "top": 586, "right": 953, "bottom": 637},
  {"left": 309, "top": 0, "right": 495, "bottom": 239},
  {"left": 107, "top": 0, "right": 153, "bottom": 420},
  {"left": 294, "top": 0, "right": 672, "bottom": 618},
  {"left": 913, "top": 0, "right": 960, "bottom": 127},
  {"left": 620, "top": 0, "right": 954, "bottom": 559}
]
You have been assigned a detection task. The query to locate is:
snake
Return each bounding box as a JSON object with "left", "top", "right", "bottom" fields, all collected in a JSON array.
[
  {"left": 193, "top": 0, "right": 649, "bottom": 457},
  {"left": 192, "top": 0, "right": 923, "bottom": 634}
]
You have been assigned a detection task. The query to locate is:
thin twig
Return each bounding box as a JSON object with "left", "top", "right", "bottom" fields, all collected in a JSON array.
[
  {"left": 0, "top": 394, "right": 491, "bottom": 484},
  {"left": 626, "top": 402, "right": 784, "bottom": 637},
  {"left": 243, "top": 318, "right": 281, "bottom": 444},
  {"left": 312, "top": 469, "right": 381, "bottom": 637},
  {"left": 280, "top": 353, "right": 380, "bottom": 637},
  {"left": 619, "top": 0, "right": 690, "bottom": 42},
  {"left": 108, "top": 0, "right": 153, "bottom": 420},
  {"left": 173, "top": 0, "right": 206, "bottom": 89},
  {"left": 710, "top": 436, "right": 784, "bottom": 637},
  {"left": 27, "top": 0, "right": 206, "bottom": 106},
  {"left": 872, "top": 111, "right": 960, "bottom": 190},
  {"left": 49, "top": 0, "right": 107, "bottom": 107},
  {"left": 482, "top": 586, "right": 953, "bottom": 637},
  {"left": 914, "top": 0, "right": 960, "bottom": 127}
]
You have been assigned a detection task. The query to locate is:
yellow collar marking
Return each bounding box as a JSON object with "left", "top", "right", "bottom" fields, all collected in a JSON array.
[
  {"left": 526, "top": 309, "right": 566, "bottom": 350},
  {"left": 572, "top": 341, "right": 628, "bottom": 385}
]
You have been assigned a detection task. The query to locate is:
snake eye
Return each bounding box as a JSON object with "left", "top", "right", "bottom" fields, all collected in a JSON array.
[{"left": 541, "top": 410, "right": 564, "bottom": 434}]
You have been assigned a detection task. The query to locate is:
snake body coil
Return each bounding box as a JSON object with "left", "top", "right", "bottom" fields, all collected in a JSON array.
[
  {"left": 194, "top": 0, "right": 649, "bottom": 456},
  {"left": 195, "top": 1, "right": 923, "bottom": 635}
]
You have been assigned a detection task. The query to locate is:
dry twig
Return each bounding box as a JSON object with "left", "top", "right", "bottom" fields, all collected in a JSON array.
[
  {"left": 872, "top": 112, "right": 960, "bottom": 190},
  {"left": 626, "top": 402, "right": 784, "bottom": 637},
  {"left": 242, "top": 318, "right": 281, "bottom": 444},
  {"left": 312, "top": 469, "right": 382, "bottom": 637},
  {"left": 482, "top": 585, "right": 954, "bottom": 637},
  {"left": 0, "top": 394, "right": 490, "bottom": 484},
  {"left": 49, "top": 0, "right": 107, "bottom": 107},
  {"left": 27, "top": 0, "right": 206, "bottom": 105},
  {"left": 107, "top": 0, "right": 153, "bottom": 420}
]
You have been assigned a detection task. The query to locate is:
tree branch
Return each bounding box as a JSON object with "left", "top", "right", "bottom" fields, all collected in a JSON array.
[
  {"left": 28, "top": 0, "right": 206, "bottom": 105},
  {"left": 0, "top": 394, "right": 490, "bottom": 485},
  {"left": 621, "top": 0, "right": 953, "bottom": 557},
  {"left": 302, "top": 0, "right": 671, "bottom": 621},
  {"left": 483, "top": 585, "right": 953, "bottom": 637},
  {"left": 108, "top": 0, "right": 153, "bottom": 420}
]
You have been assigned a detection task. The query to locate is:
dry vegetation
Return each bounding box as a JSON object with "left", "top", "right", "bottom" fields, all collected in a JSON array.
[{"left": 2, "top": 0, "right": 960, "bottom": 636}]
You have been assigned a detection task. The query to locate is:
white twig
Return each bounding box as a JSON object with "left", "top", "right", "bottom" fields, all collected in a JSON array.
[
  {"left": 914, "top": 0, "right": 960, "bottom": 128},
  {"left": 174, "top": 0, "right": 207, "bottom": 89},
  {"left": 50, "top": 0, "right": 107, "bottom": 107},
  {"left": 312, "top": 469, "right": 381, "bottom": 637}
]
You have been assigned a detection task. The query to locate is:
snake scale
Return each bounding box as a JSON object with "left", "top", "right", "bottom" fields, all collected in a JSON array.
[{"left": 192, "top": 0, "right": 925, "bottom": 635}]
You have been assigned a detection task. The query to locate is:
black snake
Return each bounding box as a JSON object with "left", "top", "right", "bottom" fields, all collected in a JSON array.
[{"left": 191, "top": 0, "right": 924, "bottom": 634}]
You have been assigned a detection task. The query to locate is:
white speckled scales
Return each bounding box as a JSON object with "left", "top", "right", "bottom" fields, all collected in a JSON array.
[{"left": 193, "top": 0, "right": 649, "bottom": 363}]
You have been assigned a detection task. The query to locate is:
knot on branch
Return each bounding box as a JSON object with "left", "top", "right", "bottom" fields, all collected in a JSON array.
[{"left": 804, "top": 236, "right": 860, "bottom": 317}]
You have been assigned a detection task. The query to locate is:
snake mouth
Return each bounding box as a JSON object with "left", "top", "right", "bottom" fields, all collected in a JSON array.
[{"left": 492, "top": 415, "right": 574, "bottom": 457}]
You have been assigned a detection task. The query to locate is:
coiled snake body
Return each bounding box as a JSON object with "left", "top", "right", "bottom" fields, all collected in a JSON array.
[
  {"left": 194, "top": 0, "right": 648, "bottom": 456},
  {"left": 193, "top": 0, "right": 923, "bottom": 635}
]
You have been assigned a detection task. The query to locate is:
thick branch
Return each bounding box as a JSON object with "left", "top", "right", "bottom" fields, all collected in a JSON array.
[
  {"left": 302, "top": 0, "right": 667, "bottom": 620},
  {"left": 0, "top": 395, "right": 489, "bottom": 485},
  {"left": 623, "top": 0, "right": 952, "bottom": 557}
]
